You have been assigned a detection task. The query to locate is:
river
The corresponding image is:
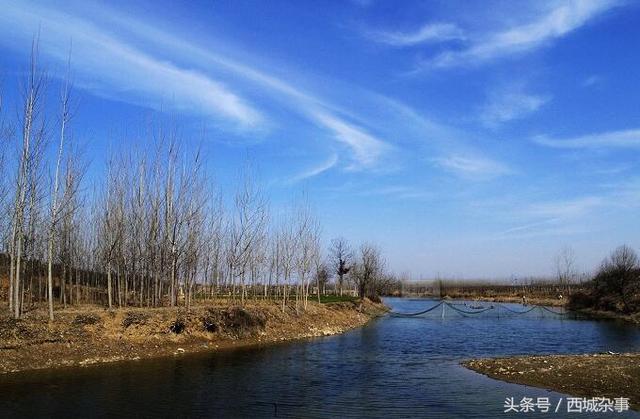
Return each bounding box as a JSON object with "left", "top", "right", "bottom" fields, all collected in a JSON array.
[{"left": 1, "top": 298, "right": 639, "bottom": 418}]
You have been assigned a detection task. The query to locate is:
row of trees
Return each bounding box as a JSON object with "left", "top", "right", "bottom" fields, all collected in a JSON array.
[{"left": 0, "top": 44, "right": 392, "bottom": 320}]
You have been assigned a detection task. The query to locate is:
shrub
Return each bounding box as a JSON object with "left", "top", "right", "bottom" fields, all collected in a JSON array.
[
  {"left": 169, "top": 318, "right": 186, "bottom": 334},
  {"left": 203, "top": 319, "right": 218, "bottom": 333},
  {"left": 591, "top": 245, "right": 640, "bottom": 313},
  {"left": 223, "top": 307, "right": 265, "bottom": 338},
  {"left": 567, "top": 290, "right": 594, "bottom": 310}
]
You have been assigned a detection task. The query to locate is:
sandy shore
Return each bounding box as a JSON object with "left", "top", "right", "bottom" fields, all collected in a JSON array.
[
  {"left": 0, "top": 299, "right": 387, "bottom": 374},
  {"left": 464, "top": 353, "right": 640, "bottom": 410}
]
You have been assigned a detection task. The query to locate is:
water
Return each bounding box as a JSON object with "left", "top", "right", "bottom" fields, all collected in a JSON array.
[{"left": 1, "top": 298, "right": 639, "bottom": 418}]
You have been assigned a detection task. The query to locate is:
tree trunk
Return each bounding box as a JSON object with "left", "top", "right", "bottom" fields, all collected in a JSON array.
[{"left": 107, "top": 260, "right": 113, "bottom": 309}]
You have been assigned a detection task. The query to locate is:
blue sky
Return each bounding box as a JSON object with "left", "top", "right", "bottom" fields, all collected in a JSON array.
[{"left": 1, "top": 0, "right": 639, "bottom": 278}]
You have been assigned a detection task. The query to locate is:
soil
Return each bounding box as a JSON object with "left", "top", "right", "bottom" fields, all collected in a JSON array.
[
  {"left": 0, "top": 299, "right": 387, "bottom": 374},
  {"left": 463, "top": 353, "right": 640, "bottom": 410}
]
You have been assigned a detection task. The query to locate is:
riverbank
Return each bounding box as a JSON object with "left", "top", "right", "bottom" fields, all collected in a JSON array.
[
  {"left": 444, "top": 294, "right": 566, "bottom": 307},
  {"left": 463, "top": 353, "right": 640, "bottom": 410},
  {"left": 0, "top": 299, "right": 387, "bottom": 374}
]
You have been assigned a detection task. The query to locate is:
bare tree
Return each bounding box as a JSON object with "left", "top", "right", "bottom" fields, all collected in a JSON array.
[
  {"left": 554, "top": 246, "right": 577, "bottom": 285},
  {"left": 9, "top": 38, "right": 47, "bottom": 318},
  {"left": 593, "top": 245, "right": 640, "bottom": 313},
  {"left": 277, "top": 214, "right": 297, "bottom": 312},
  {"left": 228, "top": 166, "right": 268, "bottom": 305},
  {"left": 204, "top": 191, "right": 225, "bottom": 299},
  {"left": 293, "top": 198, "right": 321, "bottom": 310},
  {"left": 0, "top": 47, "right": 402, "bottom": 314},
  {"left": 101, "top": 155, "right": 125, "bottom": 309},
  {"left": 329, "top": 237, "right": 352, "bottom": 296},
  {"left": 46, "top": 50, "right": 74, "bottom": 319},
  {"left": 314, "top": 261, "right": 329, "bottom": 302},
  {"left": 352, "top": 243, "right": 386, "bottom": 300}
]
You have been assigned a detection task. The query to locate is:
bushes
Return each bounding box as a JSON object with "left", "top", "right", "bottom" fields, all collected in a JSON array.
[
  {"left": 169, "top": 318, "right": 186, "bottom": 334},
  {"left": 222, "top": 307, "right": 266, "bottom": 338},
  {"left": 567, "top": 290, "right": 594, "bottom": 310},
  {"left": 573, "top": 245, "right": 640, "bottom": 314},
  {"left": 201, "top": 307, "right": 266, "bottom": 337}
]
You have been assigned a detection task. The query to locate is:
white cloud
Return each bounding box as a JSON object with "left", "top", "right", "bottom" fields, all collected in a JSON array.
[
  {"left": 432, "top": 154, "right": 512, "bottom": 180},
  {"left": 489, "top": 196, "right": 603, "bottom": 240},
  {"left": 360, "top": 185, "right": 430, "bottom": 200},
  {"left": 0, "top": 0, "right": 396, "bottom": 169},
  {"left": 494, "top": 223, "right": 589, "bottom": 240},
  {"left": 533, "top": 129, "right": 640, "bottom": 149},
  {"left": 369, "top": 23, "right": 464, "bottom": 47},
  {"left": 0, "top": 1, "right": 263, "bottom": 129},
  {"left": 525, "top": 196, "right": 604, "bottom": 218},
  {"left": 582, "top": 75, "right": 602, "bottom": 87},
  {"left": 480, "top": 85, "right": 550, "bottom": 127},
  {"left": 81, "top": 3, "right": 392, "bottom": 169},
  {"left": 495, "top": 181, "right": 640, "bottom": 237},
  {"left": 289, "top": 153, "right": 338, "bottom": 183},
  {"left": 313, "top": 112, "right": 390, "bottom": 169},
  {"left": 422, "top": 0, "right": 618, "bottom": 70},
  {"left": 499, "top": 217, "right": 563, "bottom": 235}
]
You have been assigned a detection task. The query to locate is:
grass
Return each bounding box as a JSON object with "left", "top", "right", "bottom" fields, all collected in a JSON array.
[{"left": 319, "top": 294, "right": 358, "bottom": 304}]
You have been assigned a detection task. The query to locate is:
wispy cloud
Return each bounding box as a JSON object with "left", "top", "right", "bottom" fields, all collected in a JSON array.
[
  {"left": 491, "top": 197, "right": 603, "bottom": 239},
  {"left": 602, "top": 177, "right": 640, "bottom": 206},
  {"left": 533, "top": 129, "right": 640, "bottom": 149},
  {"left": 499, "top": 217, "right": 562, "bottom": 235},
  {"left": 366, "top": 94, "right": 513, "bottom": 179},
  {"left": 0, "top": 0, "right": 395, "bottom": 169},
  {"left": 480, "top": 84, "right": 550, "bottom": 127},
  {"left": 350, "top": 0, "right": 375, "bottom": 7},
  {"left": 431, "top": 155, "right": 512, "bottom": 180},
  {"left": 100, "top": 5, "right": 396, "bottom": 170},
  {"left": 494, "top": 222, "right": 589, "bottom": 240},
  {"left": 1, "top": 1, "right": 263, "bottom": 129},
  {"left": 421, "top": 0, "right": 618, "bottom": 70},
  {"left": 360, "top": 185, "right": 430, "bottom": 200},
  {"left": 525, "top": 196, "right": 604, "bottom": 218},
  {"left": 592, "top": 163, "right": 633, "bottom": 176},
  {"left": 288, "top": 153, "right": 338, "bottom": 184},
  {"left": 313, "top": 112, "right": 390, "bottom": 169},
  {"left": 493, "top": 181, "right": 640, "bottom": 239},
  {"left": 368, "top": 22, "right": 464, "bottom": 47},
  {"left": 582, "top": 74, "right": 602, "bottom": 87}
]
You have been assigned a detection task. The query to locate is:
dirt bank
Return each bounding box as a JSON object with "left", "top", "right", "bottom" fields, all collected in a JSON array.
[
  {"left": 463, "top": 353, "right": 640, "bottom": 410},
  {"left": 0, "top": 299, "right": 387, "bottom": 374}
]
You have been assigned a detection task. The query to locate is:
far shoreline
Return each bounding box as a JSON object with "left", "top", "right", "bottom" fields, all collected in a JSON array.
[{"left": 397, "top": 294, "right": 640, "bottom": 324}]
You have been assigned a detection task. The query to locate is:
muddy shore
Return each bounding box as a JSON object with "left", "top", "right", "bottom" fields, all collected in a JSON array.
[
  {"left": 464, "top": 353, "right": 640, "bottom": 410},
  {"left": 0, "top": 299, "right": 387, "bottom": 375}
]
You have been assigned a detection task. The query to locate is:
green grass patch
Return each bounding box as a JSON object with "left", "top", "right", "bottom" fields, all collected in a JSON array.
[{"left": 318, "top": 294, "right": 358, "bottom": 304}]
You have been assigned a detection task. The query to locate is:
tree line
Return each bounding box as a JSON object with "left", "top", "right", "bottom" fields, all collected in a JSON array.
[{"left": 0, "top": 43, "right": 395, "bottom": 320}]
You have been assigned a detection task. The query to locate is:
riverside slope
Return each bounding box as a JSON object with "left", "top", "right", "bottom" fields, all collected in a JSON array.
[{"left": 0, "top": 299, "right": 387, "bottom": 374}]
